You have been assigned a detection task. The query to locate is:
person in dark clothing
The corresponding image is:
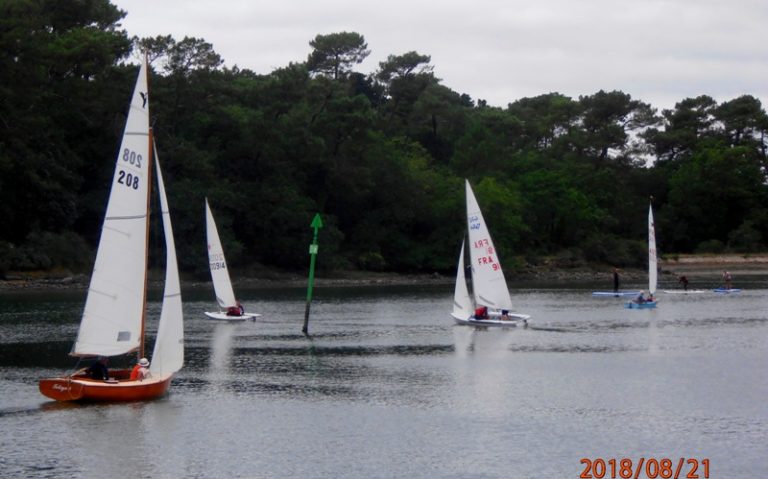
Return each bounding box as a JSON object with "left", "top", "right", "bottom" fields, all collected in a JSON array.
[
  {"left": 86, "top": 356, "right": 109, "bottom": 380},
  {"left": 613, "top": 268, "right": 620, "bottom": 293},
  {"left": 678, "top": 275, "right": 689, "bottom": 291}
]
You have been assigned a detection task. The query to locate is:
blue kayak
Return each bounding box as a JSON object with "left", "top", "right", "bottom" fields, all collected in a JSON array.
[
  {"left": 713, "top": 288, "right": 742, "bottom": 293},
  {"left": 624, "top": 300, "right": 658, "bottom": 309}
]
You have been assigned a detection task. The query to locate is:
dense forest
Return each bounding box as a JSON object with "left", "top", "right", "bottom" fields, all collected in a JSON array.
[{"left": 2, "top": 0, "right": 768, "bottom": 279}]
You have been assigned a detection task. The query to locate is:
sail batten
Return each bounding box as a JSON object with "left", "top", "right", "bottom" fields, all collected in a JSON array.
[{"left": 104, "top": 214, "right": 147, "bottom": 221}]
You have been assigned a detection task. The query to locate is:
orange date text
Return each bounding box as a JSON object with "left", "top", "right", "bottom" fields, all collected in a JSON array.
[{"left": 579, "top": 457, "right": 710, "bottom": 479}]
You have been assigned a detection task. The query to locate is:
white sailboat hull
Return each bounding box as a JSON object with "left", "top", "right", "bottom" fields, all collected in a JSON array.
[
  {"left": 204, "top": 311, "right": 261, "bottom": 321},
  {"left": 452, "top": 312, "right": 530, "bottom": 327}
]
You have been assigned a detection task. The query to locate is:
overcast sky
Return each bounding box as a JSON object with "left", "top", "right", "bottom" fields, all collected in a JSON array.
[{"left": 111, "top": 0, "right": 767, "bottom": 111}]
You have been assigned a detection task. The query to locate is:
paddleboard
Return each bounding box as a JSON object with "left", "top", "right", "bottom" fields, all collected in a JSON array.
[
  {"left": 662, "top": 290, "right": 705, "bottom": 294},
  {"left": 713, "top": 288, "right": 742, "bottom": 293},
  {"left": 592, "top": 291, "right": 640, "bottom": 297}
]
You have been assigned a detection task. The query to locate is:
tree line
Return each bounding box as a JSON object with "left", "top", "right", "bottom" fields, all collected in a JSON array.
[{"left": 1, "top": 0, "right": 767, "bottom": 279}]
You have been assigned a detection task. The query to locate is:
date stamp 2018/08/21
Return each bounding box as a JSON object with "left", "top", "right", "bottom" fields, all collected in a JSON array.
[{"left": 580, "top": 457, "right": 710, "bottom": 479}]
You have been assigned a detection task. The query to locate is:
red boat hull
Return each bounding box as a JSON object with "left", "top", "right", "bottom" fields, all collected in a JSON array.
[{"left": 39, "top": 370, "right": 173, "bottom": 402}]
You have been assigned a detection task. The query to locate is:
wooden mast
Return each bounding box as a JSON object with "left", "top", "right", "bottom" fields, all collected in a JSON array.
[{"left": 139, "top": 55, "right": 153, "bottom": 360}]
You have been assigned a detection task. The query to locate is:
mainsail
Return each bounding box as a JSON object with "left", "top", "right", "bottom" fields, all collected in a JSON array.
[
  {"left": 73, "top": 59, "right": 150, "bottom": 357},
  {"left": 465, "top": 180, "right": 513, "bottom": 311},
  {"left": 648, "top": 204, "right": 657, "bottom": 296},
  {"left": 205, "top": 199, "right": 238, "bottom": 308}
]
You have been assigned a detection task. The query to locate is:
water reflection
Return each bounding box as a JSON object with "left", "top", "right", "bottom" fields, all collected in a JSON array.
[{"left": 208, "top": 323, "right": 237, "bottom": 380}]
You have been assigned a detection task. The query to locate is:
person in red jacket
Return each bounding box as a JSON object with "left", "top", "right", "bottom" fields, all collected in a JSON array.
[{"left": 129, "top": 357, "right": 150, "bottom": 380}]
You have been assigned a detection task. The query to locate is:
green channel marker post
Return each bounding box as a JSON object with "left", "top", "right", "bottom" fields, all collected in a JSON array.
[{"left": 302, "top": 213, "right": 323, "bottom": 335}]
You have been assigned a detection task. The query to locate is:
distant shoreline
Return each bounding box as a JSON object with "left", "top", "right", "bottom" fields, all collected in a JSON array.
[{"left": 2, "top": 254, "right": 766, "bottom": 291}]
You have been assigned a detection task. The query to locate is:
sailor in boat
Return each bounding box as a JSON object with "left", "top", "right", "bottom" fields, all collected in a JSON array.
[
  {"left": 130, "top": 358, "right": 151, "bottom": 381},
  {"left": 226, "top": 301, "right": 245, "bottom": 316},
  {"left": 500, "top": 310, "right": 511, "bottom": 321},
  {"left": 473, "top": 306, "right": 489, "bottom": 320},
  {"left": 633, "top": 291, "right": 648, "bottom": 304},
  {"left": 85, "top": 356, "right": 109, "bottom": 380}
]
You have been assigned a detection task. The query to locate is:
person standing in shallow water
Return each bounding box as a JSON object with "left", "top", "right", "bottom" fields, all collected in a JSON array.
[
  {"left": 723, "top": 271, "right": 732, "bottom": 290},
  {"left": 613, "top": 268, "right": 620, "bottom": 293}
]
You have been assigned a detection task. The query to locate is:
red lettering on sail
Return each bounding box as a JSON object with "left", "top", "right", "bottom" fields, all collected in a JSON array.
[{"left": 477, "top": 256, "right": 497, "bottom": 267}]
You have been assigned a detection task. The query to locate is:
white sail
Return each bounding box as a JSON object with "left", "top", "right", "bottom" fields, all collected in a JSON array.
[
  {"left": 465, "top": 180, "right": 513, "bottom": 311},
  {"left": 150, "top": 155, "right": 184, "bottom": 376},
  {"left": 648, "top": 203, "right": 657, "bottom": 296},
  {"left": 73, "top": 58, "right": 150, "bottom": 357},
  {"left": 205, "top": 199, "right": 237, "bottom": 308},
  {"left": 452, "top": 241, "right": 473, "bottom": 319}
]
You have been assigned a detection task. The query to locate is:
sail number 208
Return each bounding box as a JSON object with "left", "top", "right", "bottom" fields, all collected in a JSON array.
[{"left": 117, "top": 148, "right": 142, "bottom": 190}]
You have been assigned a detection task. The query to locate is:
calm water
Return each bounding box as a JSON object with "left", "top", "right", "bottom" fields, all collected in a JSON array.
[{"left": 0, "top": 281, "right": 766, "bottom": 478}]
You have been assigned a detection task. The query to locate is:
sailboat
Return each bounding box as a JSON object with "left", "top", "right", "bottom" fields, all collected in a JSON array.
[
  {"left": 203, "top": 199, "right": 260, "bottom": 321},
  {"left": 451, "top": 180, "right": 530, "bottom": 326},
  {"left": 626, "top": 202, "right": 659, "bottom": 309},
  {"left": 39, "top": 57, "right": 185, "bottom": 402}
]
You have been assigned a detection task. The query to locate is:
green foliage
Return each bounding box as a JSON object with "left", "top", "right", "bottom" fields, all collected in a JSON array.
[
  {"left": 307, "top": 32, "right": 369, "bottom": 80},
  {"left": 695, "top": 239, "right": 726, "bottom": 254},
  {"left": 727, "top": 221, "right": 764, "bottom": 253},
  {"left": 471, "top": 177, "right": 526, "bottom": 262},
  {"left": 0, "top": 232, "right": 91, "bottom": 273},
  {"left": 1, "top": 4, "right": 767, "bottom": 278},
  {"left": 581, "top": 235, "right": 646, "bottom": 267}
]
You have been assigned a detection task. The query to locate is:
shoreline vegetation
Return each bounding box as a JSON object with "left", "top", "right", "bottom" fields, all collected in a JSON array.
[
  {"left": 2, "top": 254, "right": 767, "bottom": 291},
  {"left": 3, "top": 9, "right": 767, "bottom": 289}
]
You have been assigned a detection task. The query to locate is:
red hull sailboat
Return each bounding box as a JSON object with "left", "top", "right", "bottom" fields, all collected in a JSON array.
[{"left": 39, "top": 56, "right": 184, "bottom": 402}]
